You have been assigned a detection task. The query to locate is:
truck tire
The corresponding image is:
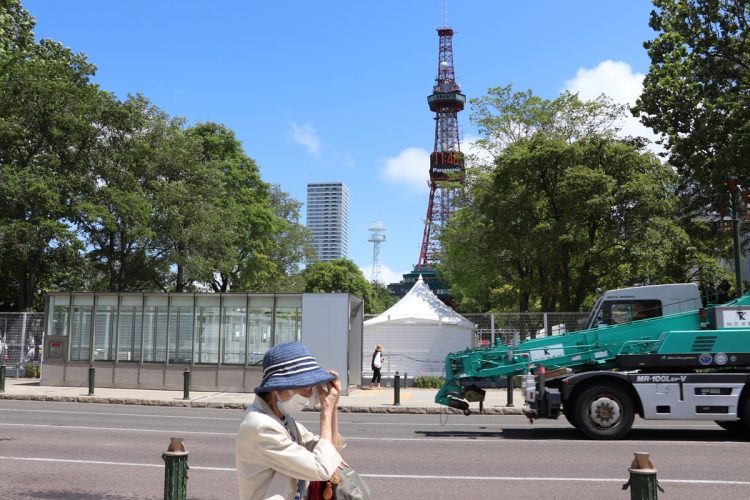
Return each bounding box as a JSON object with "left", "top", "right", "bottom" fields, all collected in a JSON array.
[
  {"left": 562, "top": 403, "right": 578, "bottom": 429},
  {"left": 574, "top": 383, "right": 635, "bottom": 440}
]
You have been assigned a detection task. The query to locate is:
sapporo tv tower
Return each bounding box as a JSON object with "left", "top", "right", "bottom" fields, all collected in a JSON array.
[
  {"left": 388, "top": 12, "right": 465, "bottom": 303},
  {"left": 416, "top": 24, "right": 465, "bottom": 269}
]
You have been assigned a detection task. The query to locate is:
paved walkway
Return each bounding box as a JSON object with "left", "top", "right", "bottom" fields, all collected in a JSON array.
[{"left": 0, "top": 378, "right": 524, "bottom": 415}]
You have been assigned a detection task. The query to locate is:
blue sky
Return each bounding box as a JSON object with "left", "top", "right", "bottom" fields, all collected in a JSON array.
[{"left": 24, "top": 0, "right": 659, "bottom": 285}]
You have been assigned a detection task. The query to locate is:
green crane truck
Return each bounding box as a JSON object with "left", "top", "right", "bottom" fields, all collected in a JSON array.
[{"left": 435, "top": 283, "right": 750, "bottom": 439}]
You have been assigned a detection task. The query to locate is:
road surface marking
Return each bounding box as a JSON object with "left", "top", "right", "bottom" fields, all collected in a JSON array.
[{"left": 0, "top": 456, "right": 747, "bottom": 486}]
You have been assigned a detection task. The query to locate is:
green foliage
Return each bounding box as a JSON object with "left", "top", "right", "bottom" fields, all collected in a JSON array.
[
  {"left": 368, "top": 282, "right": 398, "bottom": 314},
  {"left": 414, "top": 376, "right": 445, "bottom": 389},
  {"left": 301, "top": 259, "right": 397, "bottom": 314},
  {"left": 0, "top": 2, "right": 107, "bottom": 309},
  {"left": 301, "top": 258, "right": 373, "bottom": 307},
  {"left": 0, "top": 0, "right": 315, "bottom": 308},
  {"left": 23, "top": 363, "right": 40, "bottom": 378},
  {"left": 442, "top": 87, "right": 692, "bottom": 312},
  {"left": 635, "top": 0, "right": 750, "bottom": 212}
]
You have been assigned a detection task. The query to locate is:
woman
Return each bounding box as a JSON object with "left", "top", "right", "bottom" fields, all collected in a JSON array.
[
  {"left": 371, "top": 344, "right": 384, "bottom": 390},
  {"left": 236, "top": 342, "right": 344, "bottom": 500}
]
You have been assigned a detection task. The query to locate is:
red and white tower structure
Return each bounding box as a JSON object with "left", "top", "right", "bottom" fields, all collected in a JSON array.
[{"left": 416, "top": 25, "right": 466, "bottom": 270}]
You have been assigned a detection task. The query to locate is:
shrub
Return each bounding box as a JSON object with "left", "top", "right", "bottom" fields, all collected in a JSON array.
[
  {"left": 24, "top": 363, "right": 40, "bottom": 378},
  {"left": 414, "top": 376, "right": 444, "bottom": 388}
]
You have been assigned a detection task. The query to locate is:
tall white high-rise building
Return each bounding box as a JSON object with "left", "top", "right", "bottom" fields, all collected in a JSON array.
[{"left": 306, "top": 182, "right": 349, "bottom": 263}]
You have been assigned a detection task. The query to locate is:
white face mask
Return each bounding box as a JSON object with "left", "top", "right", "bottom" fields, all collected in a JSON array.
[
  {"left": 277, "top": 392, "right": 309, "bottom": 415},
  {"left": 306, "top": 384, "right": 328, "bottom": 409}
]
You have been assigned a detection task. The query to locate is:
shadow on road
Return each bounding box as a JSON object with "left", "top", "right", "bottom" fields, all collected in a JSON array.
[{"left": 415, "top": 426, "right": 750, "bottom": 442}]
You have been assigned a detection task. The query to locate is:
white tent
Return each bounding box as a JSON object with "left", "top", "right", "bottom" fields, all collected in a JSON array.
[{"left": 363, "top": 275, "right": 475, "bottom": 380}]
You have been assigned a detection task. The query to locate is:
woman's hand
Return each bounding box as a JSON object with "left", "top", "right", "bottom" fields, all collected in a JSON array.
[
  {"left": 320, "top": 370, "right": 341, "bottom": 412},
  {"left": 318, "top": 370, "right": 341, "bottom": 444}
]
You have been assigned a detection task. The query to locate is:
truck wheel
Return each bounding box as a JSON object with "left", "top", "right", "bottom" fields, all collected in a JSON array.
[
  {"left": 574, "top": 383, "right": 634, "bottom": 440},
  {"left": 718, "top": 389, "right": 750, "bottom": 435},
  {"left": 562, "top": 403, "right": 579, "bottom": 429}
]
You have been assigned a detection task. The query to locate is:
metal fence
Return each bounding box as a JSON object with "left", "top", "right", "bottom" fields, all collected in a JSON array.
[
  {"left": 0, "top": 312, "right": 44, "bottom": 369},
  {"left": 363, "top": 311, "right": 591, "bottom": 349},
  {"left": 462, "top": 312, "right": 590, "bottom": 347}
]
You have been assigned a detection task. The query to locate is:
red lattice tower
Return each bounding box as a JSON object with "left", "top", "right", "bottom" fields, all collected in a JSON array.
[{"left": 416, "top": 26, "right": 465, "bottom": 270}]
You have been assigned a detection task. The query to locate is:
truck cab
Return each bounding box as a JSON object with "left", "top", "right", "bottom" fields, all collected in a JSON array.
[{"left": 585, "top": 283, "right": 702, "bottom": 328}]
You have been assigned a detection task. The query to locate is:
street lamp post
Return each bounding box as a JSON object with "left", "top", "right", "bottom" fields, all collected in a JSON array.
[{"left": 727, "top": 176, "right": 744, "bottom": 297}]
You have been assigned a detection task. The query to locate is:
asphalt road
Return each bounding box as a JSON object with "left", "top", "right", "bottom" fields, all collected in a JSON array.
[{"left": 1, "top": 400, "right": 749, "bottom": 499}]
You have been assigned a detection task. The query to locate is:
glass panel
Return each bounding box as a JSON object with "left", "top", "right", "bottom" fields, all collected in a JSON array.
[
  {"left": 117, "top": 307, "right": 142, "bottom": 361},
  {"left": 195, "top": 295, "right": 220, "bottom": 308},
  {"left": 274, "top": 307, "right": 301, "bottom": 345},
  {"left": 142, "top": 306, "right": 156, "bottom": 362},
  {"left": 154, "top": 307, "right": 168, "bottom": 362},
  {"left": 195, "top": 306, "right": 220, "bottom": 363},
  {"left": 248, "top": 307, "right": 272, "bottom": 365},
  {"left": 170, "top": 295, "right": 194, "bottom": 307},
  {"left": 248, "top": 296, "right": 274, "bottom": 309},
  {"left": 93, "top": 306, "right": 114, "bottom": 361},
  {"left": 72, "top": 295, "right": 94, "bottom": 306},
  {"left": 169, "top": 306, "right": 194, "bottom": 364},
  {"left": 222, "top": 306, "right": 246, "bottom": 364},
  {"left": 50, "top": 294, "right": 70, "bottom": 306},
  {"left": 70, "top": 306, "right": 92, "bottom": 361},
  {"left": 144, "top": 295, "right": 168, "bottom": 307},
  {"left": 120, "top": 295, "right": 142, "bottom": 307},
  {"left": 276, "top": 295, "right": 302, "bottom": 308},
  {"left": 96, "top": 295, "right": 118, "bottom": 306},
  {"left": 222, "top": 296, "right": 247, "bottom": 307},
  {"left": 51, "top": 305, "right": 69, "bottom": 337}
]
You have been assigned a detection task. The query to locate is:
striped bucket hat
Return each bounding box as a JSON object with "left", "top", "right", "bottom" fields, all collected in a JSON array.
[{"left": 254, "top": 342, "right": 335, "bottom": 394}]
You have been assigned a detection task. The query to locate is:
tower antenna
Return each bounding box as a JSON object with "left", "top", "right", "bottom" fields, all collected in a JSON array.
[
  {"left": 368, "top": 222, "right": 387, "bottom": 284},
  {"left": 443, "top": 0, "right": 448, "bottom": 27}
]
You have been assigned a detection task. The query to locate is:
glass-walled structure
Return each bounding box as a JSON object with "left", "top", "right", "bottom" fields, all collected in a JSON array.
[
  {"left": 46, "top": 292, "right": 301, "bottom": 366},
  {"left": 41, "top": 291, "right": 360, "bottom": 393}
]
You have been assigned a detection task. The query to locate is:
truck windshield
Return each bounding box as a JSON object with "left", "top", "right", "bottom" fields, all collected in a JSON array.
[{"left": 593, "top": 300, "right": 663, "bottom": 326}]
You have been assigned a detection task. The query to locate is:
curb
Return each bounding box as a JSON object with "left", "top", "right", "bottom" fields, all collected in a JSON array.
[{"left": 0, "top": 393, "right": 524, "bottom": 415}]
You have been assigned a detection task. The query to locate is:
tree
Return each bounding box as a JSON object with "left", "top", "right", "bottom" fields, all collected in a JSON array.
[
  {"left": 0, "top": 1, "right": 109, "bottom": 308},
  {"left": 441, "top": 88, "right": 690, "bottom": 312},
  {"left": 77, "top": 95, "right": 175, "bottom": 292},
  {"left": 184, "top": 123, "right": 282, "bottom": 293},
  {"left": 368, "top": 282, "right": 398, "bottom": 314},
  {"left": 301, "top": 259, "right": 378, "bottom": 313},
  {"left": 635, "top": 0, "right": 750, "bottom": 211}
]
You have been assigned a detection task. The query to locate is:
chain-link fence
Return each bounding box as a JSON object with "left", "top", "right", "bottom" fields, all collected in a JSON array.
[
  {"left": 363, "top": 311, "right": 591, "bottom": 349},
  {"left": 0, "top": 312, "right": 44, "bottom": 372},
  {"left": 462, "top": 312, "right": 591, "bottom": 347}
]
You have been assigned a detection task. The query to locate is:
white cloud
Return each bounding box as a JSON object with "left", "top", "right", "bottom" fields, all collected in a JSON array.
[
  {"left": 461, "top": 134, "right": 495, "bottom": 168},
  {"left": 381, "top": 147, "right": 430, "bottom": 193},
  {"left": 359, "top": 263, "right": 404, "bottom": 286},
  {"left": 563, "top": 60, "right": 663, "bottom": 153},
  {"left": 288, "top": 120, "right": 322, "bottom": 157}
]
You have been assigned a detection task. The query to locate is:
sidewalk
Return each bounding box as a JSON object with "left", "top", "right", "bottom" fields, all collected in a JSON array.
[{"left": 0, "top": 378, "right": 524, "bottom": 415}]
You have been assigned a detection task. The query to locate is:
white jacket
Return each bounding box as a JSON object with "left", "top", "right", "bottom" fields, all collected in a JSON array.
[{"left": 236, "top": 395, "right": 342, "bottom": 500}]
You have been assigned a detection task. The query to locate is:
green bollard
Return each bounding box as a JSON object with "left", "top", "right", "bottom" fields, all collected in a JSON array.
[
  {"left": 87, "top": 366, "right": 95, "bottom": 396},
  {"left": 622, "top": 452, "right": 664, "bottom": 500},
  {"left": 163, "top": 437, "right": 189, "bottom": 500},
  {"left": 506, "top": 376, "right": 514, "bottom": 407},
  {"left": 393, "top": 371, "right": 401, "bottom": 406},
  {"left": 0, "top": 364, "right": 5, "bottom": 393},
  {"left": 183, "top": 369, "right": 191, "bottom": 400}
]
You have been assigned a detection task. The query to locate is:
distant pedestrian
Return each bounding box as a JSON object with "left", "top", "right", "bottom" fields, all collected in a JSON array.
[{"left": 371, "top": 344, "right": 384, "bottom": 389}]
